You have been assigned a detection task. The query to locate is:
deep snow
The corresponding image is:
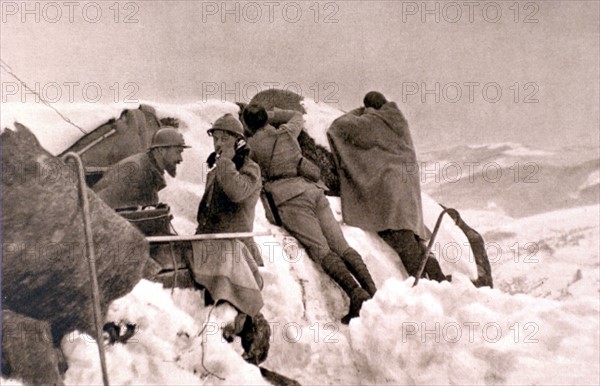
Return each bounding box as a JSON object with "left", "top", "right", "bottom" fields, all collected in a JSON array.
[{"left": 1, "top": 100, "right": 598, "bottom": 385}]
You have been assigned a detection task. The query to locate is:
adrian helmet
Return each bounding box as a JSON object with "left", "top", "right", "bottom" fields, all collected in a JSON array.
[{"left": 149, "top": 127, "right": 191, "bottom": 149}]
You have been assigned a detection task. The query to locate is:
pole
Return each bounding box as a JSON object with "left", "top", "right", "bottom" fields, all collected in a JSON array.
[
  {"left": 146, "top": 231, "right": 272, "bottom": 243},
  {"left": 64, "top": 152, "right": 110, "bottom": 386},
  {"left": 413, "top": 208, "right": 451, "bottom": 287}
]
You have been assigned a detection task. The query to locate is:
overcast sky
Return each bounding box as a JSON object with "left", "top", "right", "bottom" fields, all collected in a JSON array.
[{"left": 1, "top": 0, "right": 598, "bottom": 151}]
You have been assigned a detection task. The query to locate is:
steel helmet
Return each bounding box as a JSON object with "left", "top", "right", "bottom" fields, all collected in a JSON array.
[
  {"left": 149, "top": 127, "right": 191, "bottom": 149},
  {"left": 207, "top": 114, "right": 245, "bottom": 138}
]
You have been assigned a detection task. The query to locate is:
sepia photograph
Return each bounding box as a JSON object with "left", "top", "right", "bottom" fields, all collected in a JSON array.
[{"left": 1, "top": 1, "right": 599, "bottom": 384}]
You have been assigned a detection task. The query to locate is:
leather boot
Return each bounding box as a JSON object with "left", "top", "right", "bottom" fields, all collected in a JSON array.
[
  {"left": 341, "top": 287, "right": 372, "bottom": 325},
  {"left": 321, "top": 252, "right": 371, "bottom": 324},
  {"left": 418, "top": 241, "right": 450, "bottom": 283},
  {"left": 424, "top": 255, "right": 450, "bottom": 282},
  {"left": 240, "top": 312, "right": 271, "bottom": 365},
  {"left": 341, "top": 248, "right": 377, "bottom": 296},
  {"left": 380, "top": 230, "right": 431, "bottom": 278}
]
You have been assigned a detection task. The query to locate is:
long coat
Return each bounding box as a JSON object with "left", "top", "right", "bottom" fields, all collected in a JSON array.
[
  {"left": 93, "top": 151, "right": 165, "bottom": 209},
  {"left": 196, "top": 154, "right": 263, "bottom": 265},
  {"left": 196, "top": 155, "right": 261, "bottom": 234},
  {"left": 327, "top": 102, "right": 428, "bottom": 239}
]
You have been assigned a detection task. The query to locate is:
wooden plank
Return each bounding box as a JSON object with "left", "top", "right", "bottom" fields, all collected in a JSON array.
[{"left": 146, "top": 231, "right": 272, "bottom": 243}]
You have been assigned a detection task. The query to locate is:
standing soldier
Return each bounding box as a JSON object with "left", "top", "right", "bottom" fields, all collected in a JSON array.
[
  {"left": 328, "top": 91, "right": 449, "bottom": 282},
  {"left": 196, "top": 113, "right": 263, "bottom": 265},
  {"left": 195, "top": 113, "right": 269, "bottom": 365}
]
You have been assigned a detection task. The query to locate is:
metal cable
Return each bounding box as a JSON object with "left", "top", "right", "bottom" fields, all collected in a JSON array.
[{"left": 0, "top": 59, "right": 88, "bottom": 134}]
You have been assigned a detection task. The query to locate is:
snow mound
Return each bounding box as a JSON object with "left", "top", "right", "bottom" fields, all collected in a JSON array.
[
  {"left": 62, "top": 280, "right": 268, "bottom": 385},
  {"left": 0, "top": 102, "right": 133, "bottom": 155},
  {"left": 301, "top": 98, "right": 344, "bottom": 150},
  {"left": 351, "top": 277, "right": 599, "bottom": 385}
]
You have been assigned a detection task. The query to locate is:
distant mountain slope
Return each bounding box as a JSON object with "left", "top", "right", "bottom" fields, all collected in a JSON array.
[{"left": 420, "top": 143, "right": 599, "bottom": 217}]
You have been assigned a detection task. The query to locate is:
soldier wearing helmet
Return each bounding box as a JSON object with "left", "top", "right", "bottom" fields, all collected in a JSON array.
[
  {"left": 194, "top": 113, "right": 269, "bottom": 365},
  {"left": 196, "top": 114, "right": 262, "bottom": 264},
  {"left": 93, "top": 127, "right": 190, "bottom": 209},
  {"left": 148, "top": 127, "right": 190, "bottom": 178}
]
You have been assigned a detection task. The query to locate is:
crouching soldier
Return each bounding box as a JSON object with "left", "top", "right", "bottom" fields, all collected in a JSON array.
[
  {"left": 93, "top": 127, "right": 189, "bottom": 209},
  {"left": 194, "top": 113, "right": 270, "bottom": 365}
]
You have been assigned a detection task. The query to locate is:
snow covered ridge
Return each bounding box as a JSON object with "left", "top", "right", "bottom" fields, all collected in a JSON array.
[
  {"left": 419, "top": 142, "right": 600, "bottom": 218},
  {"left": 0, "top": 102, "right": 134, "bottom": 154},
  {"left": 470, "top": 142, "right": 554, "bottom": 157},
  {"left": 579, "top": 170, "right": 600, "bottom": 192},
  {"left": 2, "top": 99, "right": 599, "bottom": 385}
]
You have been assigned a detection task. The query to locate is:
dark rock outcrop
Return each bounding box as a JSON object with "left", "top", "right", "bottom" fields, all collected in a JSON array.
[
  {"left": 2, "top": 123, "right": 149, "bottom": 383},
  {"left": 2, "top": 310, "right": 64, "bottom": 385}
]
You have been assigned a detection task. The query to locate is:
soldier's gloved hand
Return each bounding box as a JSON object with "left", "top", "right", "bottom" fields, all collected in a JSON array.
[
  {"left": 232, "top": 142, "right": 250, "bottom": 170},
  {"left": 235, "top": 142, "right": 250, "bottom": 158},
  {"left": 207, "top": 152, "right": 218, "bottom": 168}
]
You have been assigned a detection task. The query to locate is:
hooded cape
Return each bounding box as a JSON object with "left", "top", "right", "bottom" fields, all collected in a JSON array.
[{"left": 327, "top": 102, "right": 428, "bottom": 239}]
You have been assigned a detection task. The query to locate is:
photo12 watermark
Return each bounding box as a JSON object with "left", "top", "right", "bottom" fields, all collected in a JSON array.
[
  {"left": 202, "top": 320, "right": 340, "bottom": 344},
  {"left": 432, "top": 240, "right": 541, "bottom": 266},
  {"left": 200, "top": 81, "right": 339, "bottom": 104},
  {"left": 400, "top": 2, "right": 540, "bottom": 24},
  {"left": 1, "top": 1, "right": 141, "bottom": 23},
  {"left": 200, "top": 1, "right": 340, "bottom": 24},
  {"left": 401, "top": 321, "right": 540, "bottom": 343},
  {"left": 401, "top": 82, "right": 540, "bottom": 104},
  {"left": 414, "top": 161, "right": 540, "bottom": 184},
  {"left": 2, "top": 240, "right": 147, "bottom": 266},
  {"left": 1, "top": 81, "right": 140, "bottom": 103},
  {"left": 191, "top": 237, "right": 309, "bottom": 265}
]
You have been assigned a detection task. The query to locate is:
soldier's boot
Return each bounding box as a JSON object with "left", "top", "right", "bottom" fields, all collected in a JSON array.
[
  {"left": 379, "top": 230, "right": 423, "bottom": 277},
  {"left": 321, "top": 252, "right": 372, "bottom": 325},
  {"left": 424, "top": 253, "right": 451, "bottom": 283},
  {"left": 341, "top": 248, "right": 377, "bottom": 297},
  {"left": 240, "top": 312, "right": 271, "bottom": 365},
  {"left": 222, "top": 312, "right": 271, "bottom": 365},
  {"left": 417, "top": 241, "right": 451, "bottom": 283}
]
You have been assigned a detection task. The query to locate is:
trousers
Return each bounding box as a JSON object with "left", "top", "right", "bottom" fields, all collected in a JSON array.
[{"left": 277, "top": 187, "right": 350, "bottom": 263}]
